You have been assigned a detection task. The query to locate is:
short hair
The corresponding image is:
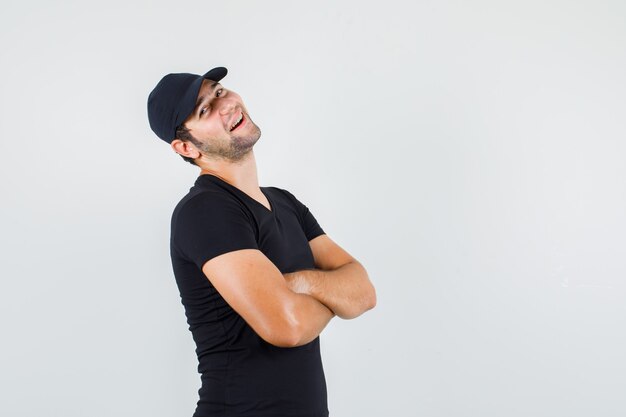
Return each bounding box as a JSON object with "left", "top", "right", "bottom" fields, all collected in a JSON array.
[{"left": 174, "top": 124, "right": 201, "bottom": 166}]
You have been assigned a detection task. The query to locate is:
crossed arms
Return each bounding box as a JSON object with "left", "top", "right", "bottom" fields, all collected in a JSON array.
[{"left": 201, "top": 234, "right": 377, "bottom": 348}]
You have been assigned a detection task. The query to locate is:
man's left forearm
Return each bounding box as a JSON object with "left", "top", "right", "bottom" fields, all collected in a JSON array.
[{"left": 284, "top": 261, "right": 377, "bottom": 319}]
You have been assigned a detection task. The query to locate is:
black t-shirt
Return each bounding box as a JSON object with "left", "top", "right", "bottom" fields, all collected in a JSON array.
[{"left": 170, "top": 173, "right": 329, "bottom": 417}]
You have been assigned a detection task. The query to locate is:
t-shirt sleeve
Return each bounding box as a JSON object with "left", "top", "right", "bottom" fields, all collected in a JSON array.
[
  {"left": 279, "top": 188, "right": 326, "bottom": 241},
  {"left": 172, "top": 192, "right": 259, "bottom": 270}
]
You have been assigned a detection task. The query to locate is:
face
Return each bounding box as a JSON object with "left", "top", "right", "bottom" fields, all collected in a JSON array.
[{"left": 179, "top": 78, "right": 261, "bottom": 163}]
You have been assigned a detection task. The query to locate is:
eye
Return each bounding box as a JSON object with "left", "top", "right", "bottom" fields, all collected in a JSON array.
[{"left": 199, "top": 88, "right": 225, "bottom": 116}]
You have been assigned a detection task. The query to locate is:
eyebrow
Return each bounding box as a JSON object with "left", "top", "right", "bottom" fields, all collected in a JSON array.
[{"left": 193, "top": 81, "right": 220, "bottom": 116}]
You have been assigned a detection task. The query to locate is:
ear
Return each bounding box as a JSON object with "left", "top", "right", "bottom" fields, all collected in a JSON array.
[{"left": 171, "top": 139, "right": 200, "bottom": 159}]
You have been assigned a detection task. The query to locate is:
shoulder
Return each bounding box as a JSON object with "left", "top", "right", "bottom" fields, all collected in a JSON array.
[
  {"left": 171, "top": 189, "right": 252, "bottom": 227},
  {"left": 263, "top": 185, "right": 297, "bottom": 204},
  {"left": 170, "top": 188, "right": 260, "bottom": 267}
]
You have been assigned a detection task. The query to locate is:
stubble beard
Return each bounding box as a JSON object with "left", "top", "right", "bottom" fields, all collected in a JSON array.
[{"left": 197, "top": 121, "right": 262, "bottom": 163}]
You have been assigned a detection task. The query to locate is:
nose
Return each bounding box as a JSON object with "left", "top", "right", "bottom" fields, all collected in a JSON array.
[{"left": 217, "top": 97, "right": 236, "bottom": 116}]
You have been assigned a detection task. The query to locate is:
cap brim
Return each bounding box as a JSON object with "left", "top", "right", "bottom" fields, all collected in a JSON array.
[{"left": 203, "top": 67, "right": 228, "bottom": 82}]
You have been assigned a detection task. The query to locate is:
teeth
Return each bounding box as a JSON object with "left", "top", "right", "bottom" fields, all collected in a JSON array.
[{"left": 231, "top": 113, "right": 243, "bottom": 130}]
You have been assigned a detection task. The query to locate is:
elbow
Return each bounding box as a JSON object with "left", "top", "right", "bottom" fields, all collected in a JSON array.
[
  {"left": 367, "top": 284, "right": 377, "bottom": 310},
  {"left": 261, "top": 324, "right": 301, "bottom": 348},
  {"left": 357, "top": 262, "right": 377, "bottom": 311},
  {"left": 266, "top": 334, "right": 300, "bottom": 348},
  {"left": 343, "top": 284, "right": 377, "bottom": 320},
  {"left": 272, "top": 301, "right": 320, "bottom": 348},
  {"left": 259, "top": 302, "right": 302, "bottom": 348}
]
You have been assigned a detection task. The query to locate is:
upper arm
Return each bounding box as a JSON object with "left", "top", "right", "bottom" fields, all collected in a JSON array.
[
  {"left": 309, "top": 234, "right": 357, "bottom": 270},
  {"left": 201, "top": 249, "right": 299, "bottom": 347},
  {"left": 172, "top": 193, "right": 298, "bottom": 347}
]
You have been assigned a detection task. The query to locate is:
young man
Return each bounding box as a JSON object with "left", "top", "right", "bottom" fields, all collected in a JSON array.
[{"left": 147, "top": 67, "right": 376, "bottom": 417}]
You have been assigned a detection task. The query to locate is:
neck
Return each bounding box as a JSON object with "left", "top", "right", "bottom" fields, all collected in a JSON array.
[{"left": 197, "top": 149, "right": 261, "bottom": 193}]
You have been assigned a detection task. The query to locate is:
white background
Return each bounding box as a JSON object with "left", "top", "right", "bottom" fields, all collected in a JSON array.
[{"left": 1, "top": 1, "right": 625, "bottom": 416}]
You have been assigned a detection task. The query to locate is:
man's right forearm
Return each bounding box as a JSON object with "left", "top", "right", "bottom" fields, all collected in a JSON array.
[{"left": 286, "top": 292, "right": 335, "bottom": 347}]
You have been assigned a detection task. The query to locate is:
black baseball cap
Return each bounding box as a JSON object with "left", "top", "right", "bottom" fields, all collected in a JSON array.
[{"left": 147, "top": 67, "right": 228, "bottom": 143}]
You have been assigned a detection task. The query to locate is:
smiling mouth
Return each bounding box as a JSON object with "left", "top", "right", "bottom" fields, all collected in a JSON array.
[{"left": 230, "top": 113, "right": 245, "bottom": 131}]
